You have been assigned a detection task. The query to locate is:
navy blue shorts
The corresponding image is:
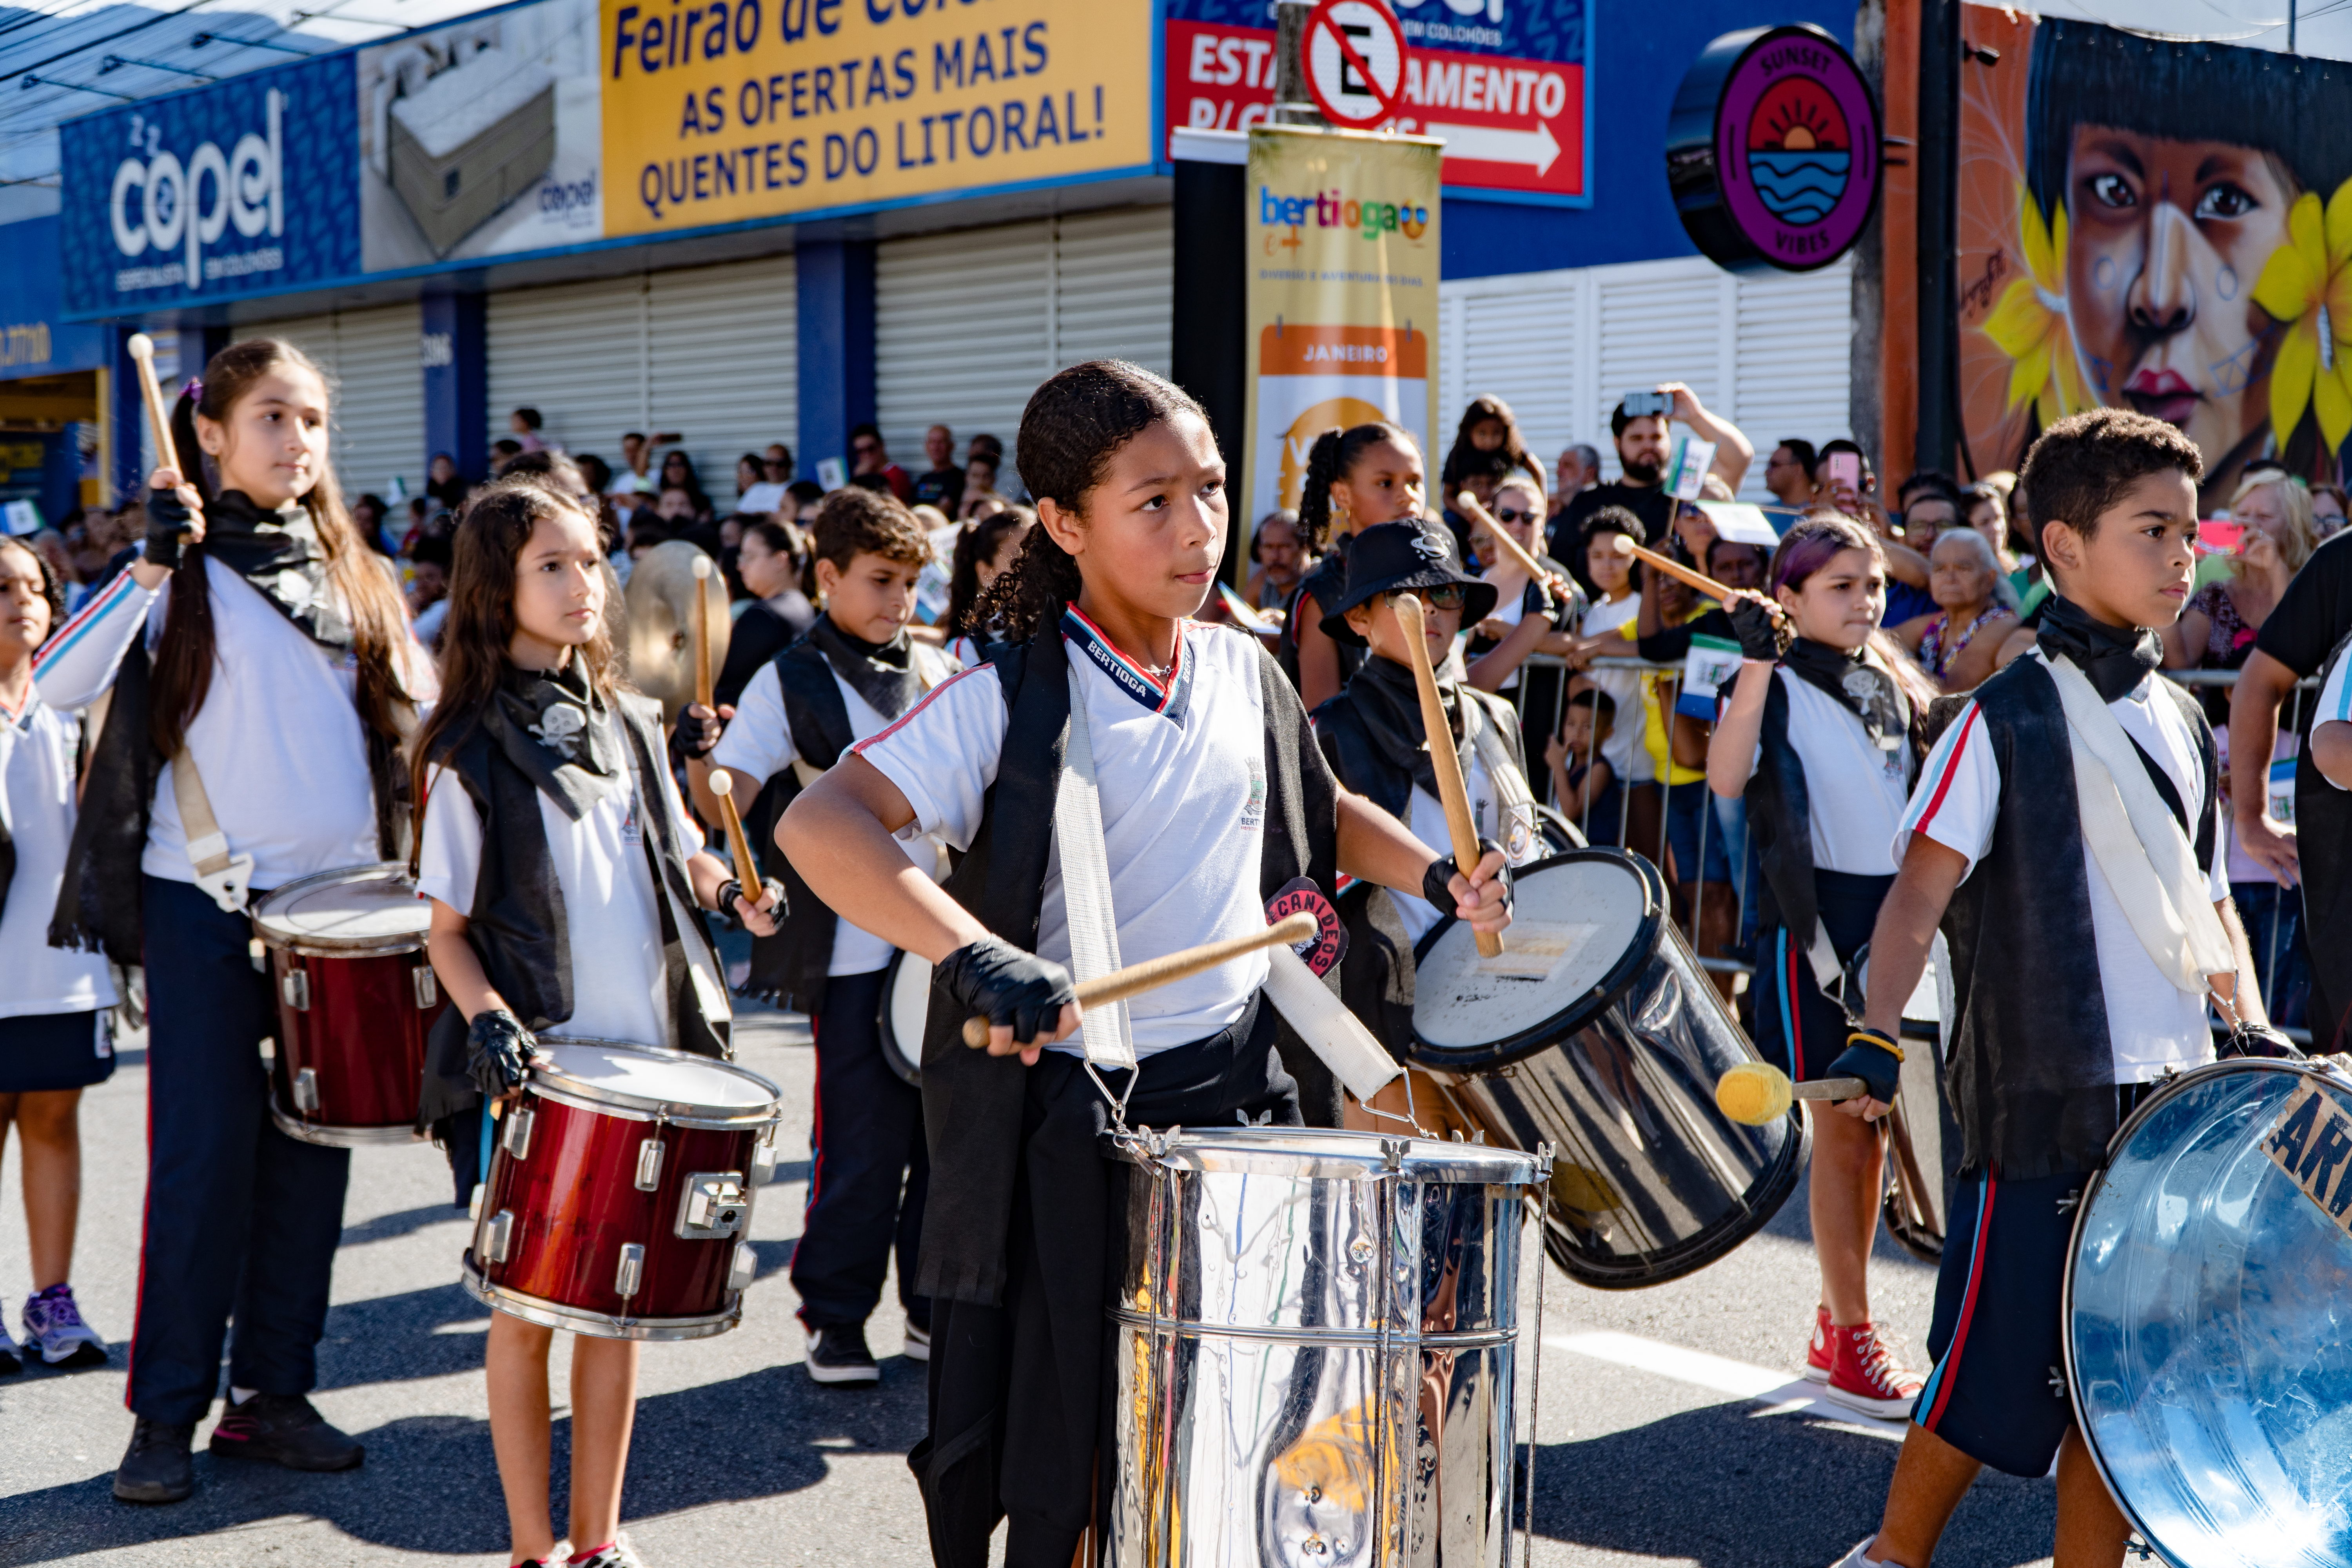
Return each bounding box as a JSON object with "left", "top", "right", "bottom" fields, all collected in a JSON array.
[
  {"left": 1915, "top": 1166, "right": 2083, "bottom": 1476},
  {"left": 0, "top": 1010, "right": 114, "bottom": 1093},
  {"left": 1750, "top": 870, "right": 1893, "bottom": 1083}
]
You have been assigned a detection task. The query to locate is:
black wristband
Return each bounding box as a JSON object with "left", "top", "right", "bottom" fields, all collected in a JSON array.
[
  {"left": 1726, "top": 596, "right": 1782, "bottom": 662},
  {"left": 143, "top": 486, "right": 197, "bottom": 572},
  {"left": 936, "top": 934, "right": 1076, "bottom": 1047},
  {"left": 1423, "top": 838, "right": 1513, "bottom": 917},
  {"left": 1825, "top": 1038, "right": 1903, "bottom": 1106}
]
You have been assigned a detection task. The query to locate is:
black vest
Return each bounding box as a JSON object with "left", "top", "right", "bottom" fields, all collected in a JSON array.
[
  {"left": 416, "top": 693, "right": 728, "bottom": 1131},
  {"left": 739, "top": 636, "right": 867, "bottom": 1014},
  {"left": 913, "top": 619, "right": 1341, "bottom": 1305},
  {"left": 1940, "top": 658, "right": 2216, "bottom": 1178}
]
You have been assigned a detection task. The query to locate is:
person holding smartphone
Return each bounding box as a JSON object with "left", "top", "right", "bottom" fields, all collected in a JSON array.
[{"left": 1550, "top": 384, "right": 1755, "bottom": 595}]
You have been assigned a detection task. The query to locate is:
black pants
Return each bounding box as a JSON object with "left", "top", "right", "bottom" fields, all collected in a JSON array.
[
  {"left": 909, "top": 998, "right": 1296, "bottom": 1568},
  {"left": 790, "top": 967, "right": 931, "bottom": 1333},
  {"left": 129, "top": 874, "right": 351, "bottom": 1424}
]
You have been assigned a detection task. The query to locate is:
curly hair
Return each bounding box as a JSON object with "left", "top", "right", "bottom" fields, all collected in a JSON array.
[
  {"left": 971, "top": 361, "right": 1208, "bottom": 643},
  {"left": 2019, "top": 407, "right": 2204, "bottom": 546}
]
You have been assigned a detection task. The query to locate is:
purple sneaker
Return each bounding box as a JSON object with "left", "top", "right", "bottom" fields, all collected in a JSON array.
[{"left": 23, "top": 1284, "right": 108, "bottom": 1368}]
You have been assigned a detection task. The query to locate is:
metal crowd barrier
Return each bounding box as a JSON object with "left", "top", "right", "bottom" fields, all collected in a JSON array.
[{"left": 1508, "top": 652, "right": 2323, "bottom": 1039}]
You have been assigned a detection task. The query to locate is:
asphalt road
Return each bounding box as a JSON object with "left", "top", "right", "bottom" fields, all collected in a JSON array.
[{"left": 0, "top": 1002, "right": 2067, "bottom": 1568}]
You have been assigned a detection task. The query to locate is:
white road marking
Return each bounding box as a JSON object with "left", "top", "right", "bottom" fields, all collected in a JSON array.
[{"left": 1546, "top": 1330, "right": 1911, "bottom": 1441}]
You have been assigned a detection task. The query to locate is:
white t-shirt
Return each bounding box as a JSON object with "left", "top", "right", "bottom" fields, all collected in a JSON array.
[
  {"left": 1581, "top": 593, "right": 1643, "bottom": 780},
  {"left": 416, "top": 753, "right": 703, "bottom": 1052},
  {"left": 0, "top": 694, "right": 118, "bottom": 1018},
  {"left": 34, "top": 556, "right": 435, "bottom": 893},
  {"left": 855, "top": 614, "right": 1271, "bottom": 1057},
  {"left": 709, "top": 641, "right": 958, "bottom": 976},
  {"left": 1896, "top": 655, "right": 2228, "bottom": 1082},
  {"left": 1748, "top": 668, "right": 1915, "bottom": 875}
]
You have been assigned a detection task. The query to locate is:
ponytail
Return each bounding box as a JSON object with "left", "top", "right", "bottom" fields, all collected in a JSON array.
[{"left": 1297, "top": 421, "right": 1416, "bottom": 552}]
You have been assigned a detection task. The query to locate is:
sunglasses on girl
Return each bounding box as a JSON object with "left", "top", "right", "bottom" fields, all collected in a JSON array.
[{"left": 1388, "top": 584, "right": 1468, "bottom": 611}]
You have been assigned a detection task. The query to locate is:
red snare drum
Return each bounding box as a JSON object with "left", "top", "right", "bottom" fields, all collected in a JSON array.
[
  {"left": 462, "top": 1040, "right": 784, "bottom": 1341},
  {"left": 251, "top": 864, "right": 446, "bottom": 1147}
]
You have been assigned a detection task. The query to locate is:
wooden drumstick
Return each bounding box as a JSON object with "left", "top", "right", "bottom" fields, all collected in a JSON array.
[
  {"left": 702, "top": 768, "right": 765, "bottom": 910},
  {"left": 1715, "top": 1060, "right": 1871, "bottom": 1125},
  {"left": 1607, "top": 532, "right": 1740, "bottom": 603},
  {"left": 691, "top": 554, "right": 717, "bottom": 711},
  {"left": 1452, "top": 490, "right": 1549, "bottom": 581},
  {"left": 1391, "top": 592, "right": 1504, "bottom": 958},
  {"left": 125, "top": 333, "right": 181, "bottom": 483},
  {"left": 961, "top": 913, "right": 1317, "bottom": 1049}
]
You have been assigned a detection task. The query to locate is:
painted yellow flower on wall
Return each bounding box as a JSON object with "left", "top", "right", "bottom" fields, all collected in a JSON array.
[
  {"left": 2252, "top": 181, "right": 2352, "bottom": 455},
  {"left": 1984, "top": 187, "right": 2090, "bottom": 427}
]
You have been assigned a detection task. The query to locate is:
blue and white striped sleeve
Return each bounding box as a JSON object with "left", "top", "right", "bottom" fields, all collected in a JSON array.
[
  {"left": 2316, "top": 644, "right": 2352, "bottom": 794},
  {"left": 32, "top": 566, "right": 159, "bottom": 712}
]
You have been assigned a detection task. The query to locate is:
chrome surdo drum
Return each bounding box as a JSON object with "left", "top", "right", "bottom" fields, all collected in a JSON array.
[
  {"left": 463, "top": 1040, "right": 784, "bottom": 1340},
  {"left": 1409, "top": 849, "right": 1805, "bottom": 1288},
  {"left": 1107, "top": 1126, "right": 1545, "bottom": 1568},
  {"left": 2067, "top": 1056, "right": 2352, "bottom": 1566},
  {"left": 250, "top": 864, "right": 448, "bottom": 1146}
]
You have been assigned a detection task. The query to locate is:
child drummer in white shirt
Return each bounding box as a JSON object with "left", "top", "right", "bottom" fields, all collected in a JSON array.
[
  {"left": 777, "top": 359, "right": 1512, "bottom": 1568},
  {"left": 410, "top": 476, "right": 779, "bottom": 1568}
]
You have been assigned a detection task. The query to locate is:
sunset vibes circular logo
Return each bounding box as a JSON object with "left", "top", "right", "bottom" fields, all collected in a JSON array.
[{"left": 1714, "top": 28, "right": 1877, "bottom": 267}]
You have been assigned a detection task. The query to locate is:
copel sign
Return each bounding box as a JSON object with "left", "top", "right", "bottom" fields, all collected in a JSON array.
[{"left": 108, "top": 89, "right": 285, "bottom": 293}]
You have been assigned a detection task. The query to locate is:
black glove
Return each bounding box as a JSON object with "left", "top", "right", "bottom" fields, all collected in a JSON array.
[
  {"left": 1424, "top": 838, "right": 1514, "bottom": 919},
  {"left": 714, "top": 875, "right": 787, "bottom": 928},
  {"left": 669, "top": 703, "right": 724, "bottom": 766},
  {"left": 1826, "top": 1025, "right": 1904, "bottom": 1106},
  {"left": 144, "top": 484, "right": 200, "bottom": 572},
  {"left": 935, "top": 934, "right": 1076, "bottom": 1047},
  {"left": 1726, "top": 595, "right": 1783, "bottom": 662},
  {"left": 2221, "top": 1020, "right": 2303, "bottom": 1060},
  {"left": 465, "top": 1009, "right": 539, "bottom": 1099}
]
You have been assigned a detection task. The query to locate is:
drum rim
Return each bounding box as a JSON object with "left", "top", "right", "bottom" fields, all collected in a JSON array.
[
  {"left": 1405, "top": 847, "right": 1668, "bottom": 1071},
  {"left": 878, "top": 949, "right": 925, "bottom": 1089},
  {"left": 251, "top": 862, "right": 430, "bottom": 957},
  {"left": 1538, "top": 1109, "right": 1809, "bottom": 1289},
  {"left": 524, "top": 1036, "right": 783, "bottom": 1125},
  {"left": 2059, "top": 1054, "right": 2347, "bottom": 1554},
  {"left": 461, "top": 1256, "right": 742, "bottom": 1342},
  {"left": 1102, "top": 1123, "right": 1543, "bottom": 1185},
  {"left": 268, "top": 1093, "right": 426, "bottom": 1148}
]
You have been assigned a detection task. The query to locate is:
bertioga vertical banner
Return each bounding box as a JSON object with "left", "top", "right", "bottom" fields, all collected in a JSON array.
[{"left": 1244, "top": 126, "right": 1442, "bottom": 526}]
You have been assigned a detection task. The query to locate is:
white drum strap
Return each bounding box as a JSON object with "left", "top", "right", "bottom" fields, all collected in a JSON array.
[
  {"left": 171, "top": 748, "right": 254, "bottom": 913},
  {"left": 2046, "top": 655, "right": 2233, "bottom": 994},
  {"left": 1054, "top": 673, "right": 1136, "bottom": 1070},
  {"left": 1462, "top": 697, "right": 1536, "bottom": 859}
]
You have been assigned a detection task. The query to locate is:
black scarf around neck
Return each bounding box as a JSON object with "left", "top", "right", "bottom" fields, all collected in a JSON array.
[
  {"left": 1347, "top": 652, "right": 1467, "bottom": 802},
  {"left": 1781, "top": 636, "right": 1908, "bottom": 748},
  {"left": 807, "top": 616, "right": 921, "bottom": 719},
  {"left": 483, "top": 662, "right": 627, "bottom": 820},
  {"left": 2037, "top": 592, "right": 2162, "bottom": 702},
  {"left": 203, "top": 490, "right": 352, "bottom": 650}
]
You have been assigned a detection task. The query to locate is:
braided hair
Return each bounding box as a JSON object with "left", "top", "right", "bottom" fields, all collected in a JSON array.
[
  {"left": 971, "top": 361, "right": 1210, "bottom": 643},
  {"left": 1298, "top": 421, "right": 1416, "bottom": 552}
]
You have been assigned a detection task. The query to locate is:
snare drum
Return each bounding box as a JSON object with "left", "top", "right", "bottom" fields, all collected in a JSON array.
[
  {"left": 1409, "top": 849, "right": 1805, "bottom": 1289},
  {"left": 250, "top": 864, "right": 446, "bottom": 1147},
  {"left": 2067, "top": 1056, "right": 2352, "bottom": 1566},
  {"left": 463, "top": 1040, "right": 784, "bottom": 1340},
  {"left": 878, "top": 950, "right": 930, "bottom": 1086},
  {"left": 1107, "top": 1126, "right": 1544, "bottom": 1568}
]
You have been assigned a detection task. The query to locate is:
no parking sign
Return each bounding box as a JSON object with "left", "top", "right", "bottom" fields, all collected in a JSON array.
[{"left": 1303, "top": 0, "right": 1406, "bottom": 129}]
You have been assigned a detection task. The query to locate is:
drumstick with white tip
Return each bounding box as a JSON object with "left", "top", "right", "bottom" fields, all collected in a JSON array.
[
  {"left": 1715, "top": 1060, "right": 1871, "bottom": 1125},
  {"left": 1452, "top": 490, "right": 1550, "bottom": 581},
  {"left": 961, "top": 913, "right": 1317, "bottom": 1049},
  {"left": 702, "top": 769, "right": 767, "bottom": 912},
  {"left": 1391, "top": 592, "right": 1504, "bottom": 958},
  {"left": 691, "top": 554, "right": 717, "bottom": 711},
  {"left": 125, "top": 334, "right": 205, "bottom": 556}
]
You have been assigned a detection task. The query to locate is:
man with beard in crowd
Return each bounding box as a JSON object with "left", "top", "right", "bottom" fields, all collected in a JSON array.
[{"left": 1550, "top": 384, "right": 1753, "bottom": 594}]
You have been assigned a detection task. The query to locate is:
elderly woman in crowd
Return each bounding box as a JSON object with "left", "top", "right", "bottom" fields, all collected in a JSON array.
[
  {"left": 1892, "top": 528, "right": 2016, "bottom": 693},
  {"left": 2162, "top": 468, "right": 2319, "bottom": 673}
]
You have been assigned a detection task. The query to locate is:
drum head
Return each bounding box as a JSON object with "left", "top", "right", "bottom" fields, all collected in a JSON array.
[
  {"left": 880, "top": 952, "right": 930, "bottom": 1086},
  {"left": 1411, "top": 850, "right": 1661, "bottom": 1069},
  {"left": 532, "top": 1039, "right": 781, "bottom": 1120},
  {"left": 252, "top": 864, "right": 431, "bottom": 955},
  {"left": 2068, "top": 1059, "right": 2352, "bottom": 1565}
]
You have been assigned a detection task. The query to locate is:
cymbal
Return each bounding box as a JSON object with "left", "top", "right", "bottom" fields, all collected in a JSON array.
[{"left": 622, "top": 540, "right": 730, "bottom": 723}]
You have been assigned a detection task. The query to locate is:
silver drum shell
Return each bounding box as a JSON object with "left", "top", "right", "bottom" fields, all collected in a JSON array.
[{"left": 1105, "top": 1127, "right": 1540, "bottom": 1568}]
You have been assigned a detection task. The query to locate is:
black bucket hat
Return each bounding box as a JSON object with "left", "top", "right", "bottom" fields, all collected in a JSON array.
[{"left": 1319, "top": 521, "right": 1499, "bottom": 646}]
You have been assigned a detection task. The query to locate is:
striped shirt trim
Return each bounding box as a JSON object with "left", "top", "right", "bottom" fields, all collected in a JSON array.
[
  {"left": 1062, "top": 606, "right": 1195, "bottom": 725},
  {"left": 1909, "top": 704, "right": 1983, "bottom": 837},
  {"left": 32, "top": 567, "right": 146, "bottom": 673},
  {"left": 851, "top": 662, "right": 993, "bottom": 755}
]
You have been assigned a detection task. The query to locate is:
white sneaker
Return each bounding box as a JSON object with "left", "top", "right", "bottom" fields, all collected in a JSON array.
[
  {"left": 804, "top": 1325, "right": 880, "bottom": 1385},
  {"left": 903, "top": 1322, "right": 931, "bottom": 1362},
  {"left": 1829, "top": 1540, "right": 1887, "bottom": 1568}
]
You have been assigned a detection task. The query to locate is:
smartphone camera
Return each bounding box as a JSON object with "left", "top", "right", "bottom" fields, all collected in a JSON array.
[{"left": 1621, "top": 390, "right": 1674, "bottom": 419}]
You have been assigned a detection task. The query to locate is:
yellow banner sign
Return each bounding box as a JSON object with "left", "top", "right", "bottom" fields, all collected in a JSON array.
[
  {"left": 600, "top": 0, "right": 1153, "bottom": 235},
  {"left": 1243, "top": 125, "right": 1441, "bottom": 525}
]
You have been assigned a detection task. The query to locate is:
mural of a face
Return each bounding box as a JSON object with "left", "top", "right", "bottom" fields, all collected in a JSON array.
[{"left": 2063, "top": 127, "right": 2294, "bottom": 472}]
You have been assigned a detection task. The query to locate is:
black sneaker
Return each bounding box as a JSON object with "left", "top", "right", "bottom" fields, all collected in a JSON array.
[
  {"left": 207, "top": 1393, "right": 365, "bottom": 1471},
  {"left": 113, "top": 1417, "right": 196, "bottom": 1504},
  {"left": 804, "top": 1325, "right": 879, "bottom": 1386}
]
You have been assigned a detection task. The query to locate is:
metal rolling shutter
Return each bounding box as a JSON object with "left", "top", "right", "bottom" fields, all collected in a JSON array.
[
  {"left": 1441, "top": 276, "right": 1580, "bottom": 462},
  {"left": 486, "top": 273, "right": 650, "bottom": 477},
  {"left": 877, "top": 220, "right": 1051, "bottom": 484},
  {"left": 877, "top": 206, "right": 1172, "bottom": 488},
  {"left": 1734, "top": 258, "right": 1857, "bottom": 472},
  {"left": 235, "top": 305, "right": 425, "bottom": 506},
  {"left": 1590, "top": 267, "right": 1729, "bottom": 453},
  {"left": 648, "top": 254, "right": 798, "bottom": 510}
]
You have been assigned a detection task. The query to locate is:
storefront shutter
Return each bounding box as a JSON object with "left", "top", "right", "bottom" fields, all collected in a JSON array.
[
  {"left": 233, "top": 303, "right": 425, "bottom": 508},
  {"left": 1053, "top": 207, "right": 1174, "bottom": 377},
  {"left": 1733, "top": 259, "right": 1857, "bottom": 483},
  {"left": 486, "top": 272, "right": 651, "bottom": 481},
  {"left": 647, "top": 253, "right": 798, "bottom": 510}
]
